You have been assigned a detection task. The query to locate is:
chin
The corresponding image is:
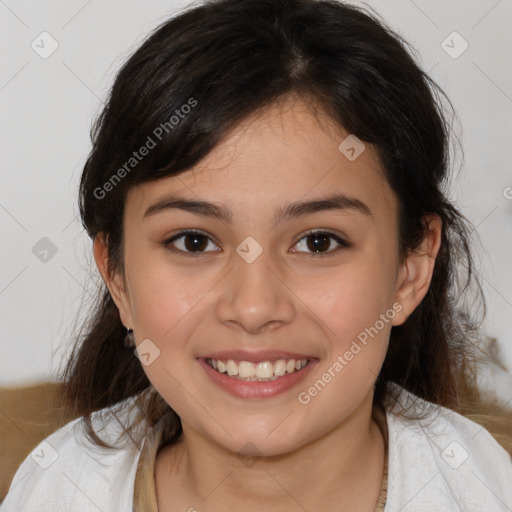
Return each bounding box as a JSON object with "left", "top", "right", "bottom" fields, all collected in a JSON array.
[{"left": 211, "top": 426, "right": 309, "bottom": 460}]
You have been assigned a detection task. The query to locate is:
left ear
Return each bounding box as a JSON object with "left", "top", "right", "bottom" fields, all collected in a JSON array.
[{"left": 391, "top": 213, "right": 442, "bottom": 326}]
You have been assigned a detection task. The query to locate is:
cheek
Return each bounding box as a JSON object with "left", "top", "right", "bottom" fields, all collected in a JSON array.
[
  {"left": 128, "top": 255, "right": 214, "bottom": 341},
  {"left": 299, "top": 250, "right": 396, "bottom": 394},
  {"left": 308, "top": 263, "right": 395, "bottom": 344},
  {"left": 126, "top": 262, "right": 209, "bottom": 416},
  {"left": 295, "top": 270, "right": 393, "bottom": 422}
]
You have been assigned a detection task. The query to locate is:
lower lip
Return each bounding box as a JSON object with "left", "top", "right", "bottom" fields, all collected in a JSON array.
[{"left": 198, "top": 358, "right": 317, "bottom": 399}]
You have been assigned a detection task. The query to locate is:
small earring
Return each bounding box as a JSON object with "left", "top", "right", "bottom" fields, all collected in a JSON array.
[{"left": 124, "top": 327, "right": 135, "bottom": 347}]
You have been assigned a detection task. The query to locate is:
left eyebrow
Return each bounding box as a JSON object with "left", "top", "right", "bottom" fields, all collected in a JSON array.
[{"left": 142, "top": 192, "right": 373, "bottom": 223}]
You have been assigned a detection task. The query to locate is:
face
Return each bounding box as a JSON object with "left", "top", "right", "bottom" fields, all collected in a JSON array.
[{"left": 97, "top": 96, "right": 437, "bottom": 457}]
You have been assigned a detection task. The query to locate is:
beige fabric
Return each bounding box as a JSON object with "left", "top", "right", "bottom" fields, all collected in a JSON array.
[
  {"left": 0, "top": 383, "right": 77, "bottom": 501},
  {"left": 375, "top": 448, "right": 388, "bottom": 511},
  {"left": 133, "top": 410, "right": 389, "bottom": 511},
  {"left": 132, "top": 413, "right": 168, "bottom": 512}
]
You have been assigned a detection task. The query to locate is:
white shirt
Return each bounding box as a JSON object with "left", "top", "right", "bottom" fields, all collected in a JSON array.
[{"left": 2, "top": 384, "right": 511, "bottom": 511}]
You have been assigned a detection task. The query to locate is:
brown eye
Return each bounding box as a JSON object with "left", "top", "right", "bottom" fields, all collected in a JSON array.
[
  {"left": 292, "top": 231, "right": 350, "bottom": 256},
  {"left": 163, "top": 230, "right": 220, "bottom": 254}
]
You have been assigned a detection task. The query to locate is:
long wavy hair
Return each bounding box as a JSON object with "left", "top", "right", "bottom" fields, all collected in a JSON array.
[{"left": 60, "top": 0, "right": 512, "bottom": 452}]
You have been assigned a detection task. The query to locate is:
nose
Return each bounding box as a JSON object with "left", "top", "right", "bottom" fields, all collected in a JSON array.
[{"left": 215, "top": 244, "right": 296, "bottom": 335}]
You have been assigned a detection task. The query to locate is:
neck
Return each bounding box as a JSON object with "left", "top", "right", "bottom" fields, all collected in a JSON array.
[{"left": 156, "top": 392, "right": 387, "bottom": 512}]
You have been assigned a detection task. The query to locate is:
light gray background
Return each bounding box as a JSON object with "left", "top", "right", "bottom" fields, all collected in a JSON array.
[{"left": 1, "top": 1, "right": 511, "bottom": 401}]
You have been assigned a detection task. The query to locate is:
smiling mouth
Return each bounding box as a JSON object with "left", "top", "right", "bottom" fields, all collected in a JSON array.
[{"left": 205, "top": 357, "right": 310, "bottom": 381}]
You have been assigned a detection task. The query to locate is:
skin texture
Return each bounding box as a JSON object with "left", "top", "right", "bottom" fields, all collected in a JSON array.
[{"left": 94, "top": 96, "right": 442, "bottom": 511}]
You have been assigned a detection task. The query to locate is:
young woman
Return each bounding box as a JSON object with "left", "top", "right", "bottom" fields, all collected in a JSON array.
[{"left": 3, "top": 0, "right": 511, "bottom": 510}]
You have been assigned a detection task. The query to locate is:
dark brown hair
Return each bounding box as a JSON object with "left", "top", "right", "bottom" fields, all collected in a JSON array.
[{"left": 61, "top": 0, "right": 510, "bottom": 450}]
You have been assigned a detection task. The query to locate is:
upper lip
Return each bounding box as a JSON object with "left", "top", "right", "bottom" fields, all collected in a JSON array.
[{"left": 199, "top": 349, "right": 316, "bottom": 363}]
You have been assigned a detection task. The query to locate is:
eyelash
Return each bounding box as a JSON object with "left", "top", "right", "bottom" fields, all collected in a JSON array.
[{"left": 162, "top": 229, "right": 351, "bottom": 258}]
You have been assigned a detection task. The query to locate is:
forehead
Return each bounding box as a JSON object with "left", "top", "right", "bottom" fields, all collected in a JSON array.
[{"left": 125, "top": 97, "right": 397, "bottom": 226}]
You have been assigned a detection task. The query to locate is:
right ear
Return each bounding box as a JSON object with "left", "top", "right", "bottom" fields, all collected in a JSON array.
[{"left": 93, "top": 232, "right": 134, "bottom": 328}]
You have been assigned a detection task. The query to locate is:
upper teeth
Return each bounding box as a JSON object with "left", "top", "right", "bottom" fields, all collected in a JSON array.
[{"left": 207, "top": 358, "right": 308, "bottom": 380}]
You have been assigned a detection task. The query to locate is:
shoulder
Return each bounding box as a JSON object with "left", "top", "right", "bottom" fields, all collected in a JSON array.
[
  {"left": 384, "top": 383, "right": 512, "bottom": 511},
  {"left": 1, "top": 396, "right": 147, "bottom": 512}
]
